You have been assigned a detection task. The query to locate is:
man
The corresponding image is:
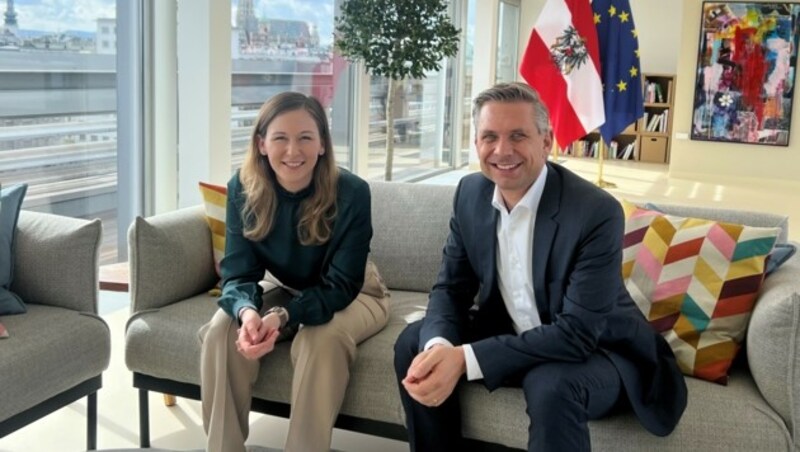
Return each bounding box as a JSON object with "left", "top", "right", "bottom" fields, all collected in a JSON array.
[{"left": 394, "top": 82, "right": 687, "bottom": 452}]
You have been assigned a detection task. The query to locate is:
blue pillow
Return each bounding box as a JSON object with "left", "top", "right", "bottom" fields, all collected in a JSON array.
[
  {"left": 766, "top": 243, "right": 796, "bottom": 277},
  {"left": 1, "top": 183, "right": 28, "bottom": 315}
]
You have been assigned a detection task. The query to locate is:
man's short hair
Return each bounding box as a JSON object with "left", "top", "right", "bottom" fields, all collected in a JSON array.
[{"left": 472, "top": 82, "right": 552, "bottom": 135}]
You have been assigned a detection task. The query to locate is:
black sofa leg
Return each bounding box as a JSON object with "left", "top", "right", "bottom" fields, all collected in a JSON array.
[
  {"left": 87, "top": 391, "right": 97, "bottom": 450},
  {"left": 139, "top": 388, "right": 150, "bottom": 448}
]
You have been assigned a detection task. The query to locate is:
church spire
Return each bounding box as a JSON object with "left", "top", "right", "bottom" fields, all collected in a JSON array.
[{"left": 4, "top": 0, "right": 18, "bottom": 28}]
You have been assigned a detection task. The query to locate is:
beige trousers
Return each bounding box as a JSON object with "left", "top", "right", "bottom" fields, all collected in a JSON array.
[{"left": 200, "top": 269, "right": 389, "bottom": 452}]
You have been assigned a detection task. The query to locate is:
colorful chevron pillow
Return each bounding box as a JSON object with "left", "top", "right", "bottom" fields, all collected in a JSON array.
[
  {"left": 621, "top": 200, "right": 780, "bottom": 384},
  {"left": 199, "top": 181, "right": 227, "bottom": 279}
]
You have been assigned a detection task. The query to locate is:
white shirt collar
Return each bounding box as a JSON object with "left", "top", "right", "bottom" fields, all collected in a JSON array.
[{"left": 491, "top": 164, "right": 548, "bottom": 214}]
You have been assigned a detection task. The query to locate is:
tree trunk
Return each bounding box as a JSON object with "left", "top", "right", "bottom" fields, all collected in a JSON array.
[{"left": 384, "top": 77, "right": 395, "bottom": 181}]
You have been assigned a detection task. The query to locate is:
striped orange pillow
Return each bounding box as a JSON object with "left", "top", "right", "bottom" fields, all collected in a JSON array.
[{"left": 198, "top": 181, "right": 227, "bottom": 277}]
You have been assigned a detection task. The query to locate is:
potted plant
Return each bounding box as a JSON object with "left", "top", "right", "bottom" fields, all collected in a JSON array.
[{"left": 334, "top": 0, "right": 460, "bottom": 181}]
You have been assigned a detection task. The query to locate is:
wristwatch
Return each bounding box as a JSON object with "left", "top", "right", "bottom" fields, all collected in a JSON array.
[{"left": 266, "top": 306, "right": 289, "bottom": 328}]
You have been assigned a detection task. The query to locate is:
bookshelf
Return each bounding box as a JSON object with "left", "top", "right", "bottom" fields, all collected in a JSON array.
[
  {"left": 563, "top": 73, "right": 675, "bottom": 163},
  {"left": 639, "top": 73, "right": 675, "bottom": 163}
]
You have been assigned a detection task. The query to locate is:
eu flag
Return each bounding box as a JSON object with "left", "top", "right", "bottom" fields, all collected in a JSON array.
[{"left": 592, "top": 0, "right": 644, "bottom": 144}]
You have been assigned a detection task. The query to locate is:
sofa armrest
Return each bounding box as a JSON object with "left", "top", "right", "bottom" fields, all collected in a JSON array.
[
  {"left": 12, "top": 211, "right": 101, "bottom": 313},
  {"left": 128, "top": 205, "right": 217, "bottom": 313},
  {"left": 747, "top": 243, "right": 800, "bottom": 443}
]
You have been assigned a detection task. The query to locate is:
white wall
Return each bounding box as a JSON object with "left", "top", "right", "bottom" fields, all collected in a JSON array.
[
  {"left": 517, "top": 0, "right": 682, "bottom": 79},
  {"left": 669, "top": 0, "right": 800, "bottom": 182},
  {"left": 629, "top": 0, "right": 682, "bottom": 75}
]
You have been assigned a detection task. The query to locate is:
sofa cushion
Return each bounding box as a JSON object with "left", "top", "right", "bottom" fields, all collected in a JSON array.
[
  {"left": 645, "top": 202, "right": 794, "bottom": 277},
  {"left": 0, "top": 183, "right": 28, "bottom": 315},
  {"left": 621, "top": 200, "right": 780, "bottom": 384},
  {"left": 198, "top": 181, "right": 227, "bottom": 277},
  {"left": 0, "top": 304, "right": 110, "bottom": 422},
  {"left": 126, "top": 289, "right": 428, "bottom": 422},
  {"left": 766, "top": 243, "right": 796, "bottom": 277},
  {"left": 588, "top": 370, "right": 791, "bottom": 452},
  {"left": 642, "top": 201, "right": 789, "bottom": 245},
  {"left": 368, "top": 182, "right": 454, "bottom": 292}
]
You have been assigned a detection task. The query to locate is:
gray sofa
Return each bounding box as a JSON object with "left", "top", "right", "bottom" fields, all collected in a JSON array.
[
  {"left": 126, "top": 181, "right": 800, "bottom": 451},
  {"left": 0, "top": 211, "right": 111, "bottom": 450}
]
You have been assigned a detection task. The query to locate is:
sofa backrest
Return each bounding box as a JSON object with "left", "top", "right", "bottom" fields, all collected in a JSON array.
[
  {"left": 369, "top": 181, "right": 455, "bottom": 292},
  {"left": 367, "top": 182, "right": 792, "bottom": 293}
]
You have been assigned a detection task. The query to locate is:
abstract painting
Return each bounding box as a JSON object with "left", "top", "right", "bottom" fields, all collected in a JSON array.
[{"left": 691, "top": 2, "right": 800, "bottom": 146}]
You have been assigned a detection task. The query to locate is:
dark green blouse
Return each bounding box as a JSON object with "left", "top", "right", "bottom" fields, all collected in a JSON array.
[{"left": 218, "top": 169, "right": 372, "bottom": 327}]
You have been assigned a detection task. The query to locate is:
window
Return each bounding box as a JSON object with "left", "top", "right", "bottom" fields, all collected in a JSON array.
[
  {"left": 460, "top": 0, "right": 476, "bottom": 166},
  {"left": 230, "top": 0, "right": 353, "bottom": 174},
  {"left": 496, "top": 0, "right": 520, "bottom": 84},
  {"left": 0, "top": 0, "right": 120, "bottom": 264},
  {"left": 366, "top": 0, "right": 467, "bottom": 181},
  {"left": 368, "top": 73, "right": 453, "bottom": 181}
]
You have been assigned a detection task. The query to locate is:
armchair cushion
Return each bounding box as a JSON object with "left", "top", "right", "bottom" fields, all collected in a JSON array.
[
  {"left": 0, "top": 183, "right": 27, "bottom": 315},
  {"left": 13, "top": 212, "right": 101, "bottom": 312}
]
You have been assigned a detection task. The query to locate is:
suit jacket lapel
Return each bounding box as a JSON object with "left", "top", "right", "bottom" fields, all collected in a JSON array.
[
  {"left": 475, "top": 181, "right": 498, "bottom": 303},
  {"left": 533, "top": 163, "right": 561, "bottom": 322}
]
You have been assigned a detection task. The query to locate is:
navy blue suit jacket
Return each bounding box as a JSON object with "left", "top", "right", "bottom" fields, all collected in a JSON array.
[{"left": 419, "top": 163, "right": 687, "bottom": 436}]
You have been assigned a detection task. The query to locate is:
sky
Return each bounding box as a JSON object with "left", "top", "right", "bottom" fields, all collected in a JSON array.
[
  {"left": 8, "top": 0, "right": 334, "bottom": 45},
  {"left": 12, "top": 0, "right": 116, "bottom": 33}
]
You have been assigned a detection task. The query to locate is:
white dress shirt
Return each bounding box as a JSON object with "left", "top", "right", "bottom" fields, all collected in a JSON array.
[{"left": 426, "top": 166, "right": 548, "bottom": 381}]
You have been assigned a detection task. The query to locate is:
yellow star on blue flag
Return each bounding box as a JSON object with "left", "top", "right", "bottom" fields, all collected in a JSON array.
[{"left": 592, "top": 0, "right": 644, "bottom": 144}]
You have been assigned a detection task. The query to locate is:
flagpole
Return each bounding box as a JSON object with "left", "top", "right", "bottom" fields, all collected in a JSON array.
[
  {"left": 595, "top": 140, "right": 616, "bottom": 188},
  {"left": 551, "top": 139, "right": 560, "bottom": 162}
]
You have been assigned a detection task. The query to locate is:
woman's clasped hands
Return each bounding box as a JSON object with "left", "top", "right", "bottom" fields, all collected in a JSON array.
[{"left": 235, "top": 308, "right": 282, "bottom": 360}]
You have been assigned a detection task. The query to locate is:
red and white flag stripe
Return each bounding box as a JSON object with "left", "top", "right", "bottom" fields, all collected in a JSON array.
[{"left": 520, "top": 0, "right": 605, "bottom": 149}]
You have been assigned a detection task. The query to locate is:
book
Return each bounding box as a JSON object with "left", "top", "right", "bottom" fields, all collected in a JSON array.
[
  {"left": 621, "top": 142, "right": 635, "bottom": 160},
  {"left": 655, "top": 83, "right": 664, "bottom": 103}
]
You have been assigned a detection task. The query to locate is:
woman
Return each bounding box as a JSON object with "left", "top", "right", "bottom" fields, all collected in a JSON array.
[{"left": 200, "top": 92, "right": 389, "bottom": 452}]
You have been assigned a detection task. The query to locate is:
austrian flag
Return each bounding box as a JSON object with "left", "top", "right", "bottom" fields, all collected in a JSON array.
[{"left": 520, "top": 0, "right": 605, "bottom": 149}]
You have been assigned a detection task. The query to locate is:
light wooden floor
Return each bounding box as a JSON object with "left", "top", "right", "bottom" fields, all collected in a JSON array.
[{"left": 2, "top": 160, "right": 797, "bottom": 451}]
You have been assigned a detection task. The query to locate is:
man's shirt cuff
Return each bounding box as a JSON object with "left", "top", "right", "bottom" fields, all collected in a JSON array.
[
  {"left": 462, "top": 344, "right": 484, "bottom": 381},
  {"left": 424, "top": 336, "right": 453, "bottom": 350},
  {"left": 424, "top": 337, "right": 483, "bottom": 381}
]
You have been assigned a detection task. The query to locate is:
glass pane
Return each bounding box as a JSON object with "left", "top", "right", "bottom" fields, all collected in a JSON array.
[
  {"left": 461, "top": 0, "right": 476, "bottom": 166},
  {"left": 230, "top": 0, "right": 352, "bottom": 174},
  {"left": 368, "top": 56, "right": 455, "bottom": 181},
  {"left": 0, "top": 0, "right": 118, "bottom": 264},
  {"left": 496, "top": 1, "right": 519, "bottom": 84},
  {"left": 368, "top": 74, "right": 454, "bottom": 181}
]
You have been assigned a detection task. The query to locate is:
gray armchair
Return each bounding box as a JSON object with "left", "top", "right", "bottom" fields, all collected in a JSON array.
[{"left": 0, "top": 211, "right": 111, "bottom": 450}]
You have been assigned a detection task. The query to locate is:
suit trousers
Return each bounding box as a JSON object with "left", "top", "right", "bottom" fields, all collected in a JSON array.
[
  {"left": 200, "top": 287, "right": 389, "bottom": 452},
  {"left": 394, "top": 320, "right": 623, "bottom": 452}
]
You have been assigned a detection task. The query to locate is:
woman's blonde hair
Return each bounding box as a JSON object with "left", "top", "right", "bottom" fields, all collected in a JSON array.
[{"left": 239, "top": 92, "right": 338, "bottom": 245}]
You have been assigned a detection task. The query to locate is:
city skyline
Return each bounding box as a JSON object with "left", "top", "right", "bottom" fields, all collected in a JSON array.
[
  {"left": 7, "top": 0, "right": 333, "bottom": 46},
  {"left": 233, "top": 0, "right": 334, "bottom": 46}
]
